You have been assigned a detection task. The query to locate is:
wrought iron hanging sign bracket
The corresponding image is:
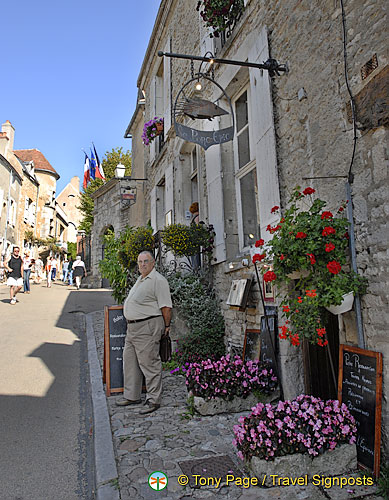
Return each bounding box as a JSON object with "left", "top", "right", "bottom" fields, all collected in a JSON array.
[{"left": 157, "top": 51, "right": 288, "bottom": 77}]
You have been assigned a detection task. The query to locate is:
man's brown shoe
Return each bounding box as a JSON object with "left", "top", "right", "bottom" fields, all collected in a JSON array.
[
  {"left": 116, "top": 398, "right": 142, "bottom": 407},
  {"left": 139, "top": 401, "right": 160, "bottom": 414}
]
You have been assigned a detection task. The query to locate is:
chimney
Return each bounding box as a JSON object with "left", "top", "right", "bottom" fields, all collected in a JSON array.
[{"left": 1, "top": 120, "right": 15, "bottom": 156}]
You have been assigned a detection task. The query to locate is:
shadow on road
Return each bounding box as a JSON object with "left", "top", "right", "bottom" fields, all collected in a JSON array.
[{"left": 0, "top": 288, "right": 115, "bottom": 500}]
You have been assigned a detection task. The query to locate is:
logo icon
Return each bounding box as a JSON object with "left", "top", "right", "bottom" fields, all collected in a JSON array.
[{"left": 148, "top": 471, "right": 168, "bottom": 491}]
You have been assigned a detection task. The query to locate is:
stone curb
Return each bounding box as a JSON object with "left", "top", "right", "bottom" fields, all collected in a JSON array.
[{"left": 85, "top": 313, "right": 120, "bottom": 500}]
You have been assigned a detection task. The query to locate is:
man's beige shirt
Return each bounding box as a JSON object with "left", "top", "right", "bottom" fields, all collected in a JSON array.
[{"left": 123, "top": 268, "right": 172, "bottom": 321}]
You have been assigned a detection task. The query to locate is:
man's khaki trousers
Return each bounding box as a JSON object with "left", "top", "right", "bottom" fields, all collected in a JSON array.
[{"left": 123, "top": 316, "right": 164, "bottom": 404}]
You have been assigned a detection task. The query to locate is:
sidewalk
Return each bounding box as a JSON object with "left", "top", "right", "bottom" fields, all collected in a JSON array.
[{"left": 87, "top": 309, "right": 383, "bottom": 500}]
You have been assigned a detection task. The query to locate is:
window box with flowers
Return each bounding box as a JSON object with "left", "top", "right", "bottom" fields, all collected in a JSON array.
[
  {"left": 196, "top": 0, "right": 245, "bottom": 38},
  {"left": 185, "top": 355, "right": 279, "bottom": 415},
  {"left": 252, "top": 187, "right": 368, "bottom": 347},
  {"left": 142, "top": 117, "right": 164, "bottom": 145},
  {"left": 233, "top": 395, "right": 357, "bottom": 485}
]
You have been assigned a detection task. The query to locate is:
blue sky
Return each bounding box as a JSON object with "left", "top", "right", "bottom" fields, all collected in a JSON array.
[{"left": 0, "top": 0, "right": 161, "bottom": 194}]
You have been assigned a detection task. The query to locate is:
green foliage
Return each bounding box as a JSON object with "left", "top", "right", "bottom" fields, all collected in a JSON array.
[
  {"left": 166, "top": 272, "right": 225, "bottom": 363},
  {"left": 162, "top": 223, "right": 215, "bottom": 263},
  {"left": 24, "top": 230, "right": 34, "bottom": 243},
  {"left": 78, "top": 147, "right": 132, "bottom": 235},
  {"left": 67, "top": 242, "right": 77, "bottom": 260},
  {"left": 101, "top": 147, "right": 131, "bottom": 180},
  {"left": 196, "top": 0, "right": 244, "bottom": 38},
  {"left": 99, "top": 225, "right": 154, "bottom": 303}
]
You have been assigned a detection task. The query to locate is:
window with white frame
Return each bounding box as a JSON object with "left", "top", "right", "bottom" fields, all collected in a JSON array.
[
  {"left": 233, "top": 87, "right": 261, "bottom": 249},
  {"left": 190, "top": 146, "right": 199, "bottom": 205}
]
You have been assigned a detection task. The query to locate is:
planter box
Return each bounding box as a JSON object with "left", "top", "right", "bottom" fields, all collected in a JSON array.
[
  {"left": 190, "top": 389, "right": 280, "bottom": 416},
  {"left": 249, "top": 443, "right": 357, "bottom": 487},
  {"left": 325, "top": 292, "right": 354, "bottom": 315}
]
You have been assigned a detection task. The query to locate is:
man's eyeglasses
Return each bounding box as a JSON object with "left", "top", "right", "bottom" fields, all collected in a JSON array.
[{"left": 138, "top": 260, "right": 150, "bottom": 265}]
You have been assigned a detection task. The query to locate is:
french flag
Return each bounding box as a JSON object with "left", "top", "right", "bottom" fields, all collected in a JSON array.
[
  {"left": 83, "top": 152, "right": 90, "bottom": 189},
  {"left": 93, "top": 144, "right": 105, "bottom": 180}
]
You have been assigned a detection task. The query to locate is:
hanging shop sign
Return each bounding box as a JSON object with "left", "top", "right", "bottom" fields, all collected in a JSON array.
[
  {"left": 120, "top": 179, "right": 137, "bottom": 207},
  {"left": 174, "top": 73, "right": 234, "bottom": 150}
]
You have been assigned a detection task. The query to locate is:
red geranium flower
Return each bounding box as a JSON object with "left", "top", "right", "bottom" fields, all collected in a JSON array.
[
  {"left": 296, "top": 232, "right": 307, "bottom": 239},
  {"left": 279, "top": 254, "right": 285, "bottom": 261},
  {"left": 252, "top": 253, "right": 266, "bottom": 264},
  {"left": 316, "top": 327, "right": 326, "bottom": 337},
  {"left": 338, "top": 206, "right": 344, "bottom": 212},
  {"left": 290, "top": 334, "right": 300, "bottom": 346},
  {"left": 317, "top": 338, "right": 328, "bottom": 347},
  {"left": 306, "top": 289, "right": 317, "bottom": 297},
  {"left": 306, "top": 253, "right": 316, "bottom": 265},
  {"left": 303, "top": 187, "right": 315, "bottom": 195},
  {"left": 263, "top": 270, "right": 277, "bottom": 282},
  {"left": 325, "top": 243, "right": 335, "bottom": 252},
  {"left": 271, "top": 205, "right": 280, "bottom": 213},
  {"left": 283, "top": 305, "right": 290, "bottom": 312},
  {"left": 297, "top": 296, "right": 303, "bottom": 303},
  {"left": 321, "top": 211, "right": 333, "bottom": 219},
  {"left": 344, "top": 232, "right": 349, "bottom": 239},
  {"left": 327, "top": 260, "right": 341, "bottom": 274},
  {"left": 322, "top": 226, "right": 336, "bottom": 237},
  {"left": 255, "top": 239, "right": 264, "bottom": 247}
]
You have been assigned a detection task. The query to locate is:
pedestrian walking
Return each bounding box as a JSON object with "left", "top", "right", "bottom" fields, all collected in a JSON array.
[
  {"left": 51, "top": 256, "right": 58, "bottom": 281},
  {"left": 35, "top": 257, "right": 43, "bottom": 283},
  {"left": 5, "top": 246, "right": 24, "bottom": 305},
  {"left": 23, "top": 250, "right": 32, "bottom": 293},
  {"left": 72, "top": 255, "right": 86, "bottom": 290},
  {"left": 67, "top": 257, "right": 74, "bottom": 286},
  {"left": 116, "top": 250, "right": 172, "bottom": 414},
  {"left": 62, "top": 258, "right": 69, "bottom": 283},
  {"left": 46, "top": 257, "right": 53, "bottom": 288}
]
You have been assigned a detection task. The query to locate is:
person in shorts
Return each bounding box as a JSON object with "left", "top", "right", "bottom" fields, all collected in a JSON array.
[{"left": 5, "top": 246, "right": 24, "bottom": 305}]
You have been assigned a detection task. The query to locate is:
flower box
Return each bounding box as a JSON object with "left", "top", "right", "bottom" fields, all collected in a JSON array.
[
  {"left": 190, "top": 389, "right": 280, "bottom": 416},
  {"left": 325, "top": 291, "right": 354, "bottom": 315},
  {"left": 249, "top": 443, "right": 357, "bottom": 487}
]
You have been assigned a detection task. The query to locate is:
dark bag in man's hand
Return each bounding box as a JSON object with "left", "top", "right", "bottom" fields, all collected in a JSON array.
[{"left": 160, "top": 334, "right": 172, "bottom": 362}]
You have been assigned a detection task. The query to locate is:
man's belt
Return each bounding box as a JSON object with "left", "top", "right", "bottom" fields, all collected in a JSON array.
[{"left": 127, "top": 315, "right": 161, "bottom": 324}]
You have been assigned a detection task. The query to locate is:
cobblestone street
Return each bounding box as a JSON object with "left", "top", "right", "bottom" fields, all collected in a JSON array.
[{"left": 90, "top": 310, "right": 384, "bottom": 500}]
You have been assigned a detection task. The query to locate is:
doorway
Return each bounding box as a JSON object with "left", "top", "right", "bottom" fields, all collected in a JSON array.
[{"left": 303, "top": 310, "right": 339, "bottom": 400}]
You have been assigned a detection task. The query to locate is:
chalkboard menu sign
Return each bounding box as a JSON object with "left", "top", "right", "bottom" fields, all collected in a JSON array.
[
  {"left": 104, "top": 305, "right": 127, "bottom": 396},
  {"left": 338, "top": 345, "right": 383, "bottom": 477},
  {"left": 259, "top": 315, "right": 278, "bottom": 376},
  {"left": 243, "top": 329, "right": 261, "bottom": 362}
]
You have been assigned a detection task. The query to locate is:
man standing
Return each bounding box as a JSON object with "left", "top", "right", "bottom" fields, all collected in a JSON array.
[
  {"left": 5, "top": 246, "right": 24, "bottom": 305},
  {"left": 117, "top": 251, "right": 172, "bottom": 414}
]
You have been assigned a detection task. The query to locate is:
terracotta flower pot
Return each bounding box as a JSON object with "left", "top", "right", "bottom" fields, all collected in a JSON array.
[{"left": 325, "top": 292, "right": 354, "bottom": 315}]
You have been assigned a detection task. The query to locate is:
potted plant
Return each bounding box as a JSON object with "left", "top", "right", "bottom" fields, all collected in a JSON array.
[
  {"left": 233, "top": 394, "right": 357, "bottom": 484},
  {"left": 196, "top": 0, "right": 245, "bottom": 38},
  {"left": 185, "top": 355, "right": 279, "bottom": 415},
  {"left": 252, "top": 187, "right": 367, "bottom": 346},
  {"left": 142, "top": 117, "right": 164, "bottom": 145}
]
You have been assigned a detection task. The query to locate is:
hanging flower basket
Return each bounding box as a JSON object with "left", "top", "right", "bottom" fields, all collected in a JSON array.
[
  {"left": 196, "top": 0, "right": 245, "bottom": 38},
  {"left": 325, "top": 291, "right": 354, "bottom": 315},
  {"left": 142, "top": 117, "right": 164, "bottom": 145}
]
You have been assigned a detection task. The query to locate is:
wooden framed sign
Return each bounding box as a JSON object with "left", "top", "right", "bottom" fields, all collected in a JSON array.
[
  {"left": 338, "top": 345, "right": 383, "bottom": 477},
  {"left": 243, "top": 329, "right": 261, "bottom": 362},
  {"left": 104, "top": 305, "right": 127, "bottom": 396}
]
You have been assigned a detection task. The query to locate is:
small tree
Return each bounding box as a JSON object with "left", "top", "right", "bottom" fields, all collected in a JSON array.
[{"left": 78, "top": 147, "right": 132, "bottom": 235}]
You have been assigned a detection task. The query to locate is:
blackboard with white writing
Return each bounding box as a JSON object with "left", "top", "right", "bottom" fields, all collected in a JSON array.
[
  {"left": 104, "top": 305, "right": 127, "bottom": 396},
  {"left": 259, "top": 315, "right": 278, "bottom": 376},
  {"left": 243, "top": 329, "right": 261, "bottom": 362},
  {"left": 338, "top": 345, "right": 383, "bottom": 477}
]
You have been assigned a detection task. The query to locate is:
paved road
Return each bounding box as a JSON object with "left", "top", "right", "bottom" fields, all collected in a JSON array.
[{"left": 0, "top": 281, "right": 115, "bottom": 500}]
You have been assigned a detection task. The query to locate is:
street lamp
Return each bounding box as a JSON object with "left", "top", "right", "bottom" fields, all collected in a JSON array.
[{"left": 115, "top": 163, "right": 126, "bottom": 178}]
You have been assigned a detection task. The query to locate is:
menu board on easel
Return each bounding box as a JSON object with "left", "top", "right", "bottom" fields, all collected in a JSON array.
[
  {"left": 338, "top": 345, "right": 383, "bottom": 477},
  {"left": 104, "top": 305, "right": 127, "bottom": 396}
]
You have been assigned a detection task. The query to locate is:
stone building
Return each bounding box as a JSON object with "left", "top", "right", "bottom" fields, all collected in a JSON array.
[
  {"left": 0, "top": 121, "right": 23, "bottom": 256},
  {"left": 56, "top": 176, "right": 82, "bottom": 243},
  {"left": 123, "top": 0, "right": 388, "bottom": 457}
]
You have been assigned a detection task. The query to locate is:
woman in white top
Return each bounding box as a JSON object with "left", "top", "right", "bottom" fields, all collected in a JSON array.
[
  {"left": 72, "top": 256, "right": 87, "bottom": 290},
  {"left": 23, "top": 250, "right": 32, "bottom": 293}
]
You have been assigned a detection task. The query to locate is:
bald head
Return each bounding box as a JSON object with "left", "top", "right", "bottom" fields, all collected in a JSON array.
[{"left": 137, "top": 251, "right": 155, "bottom": 278}]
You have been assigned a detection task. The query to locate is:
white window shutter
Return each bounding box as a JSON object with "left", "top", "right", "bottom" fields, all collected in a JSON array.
[
  {"left": 164, "top": 164, "right": 174, "bottom": 216},
  {"left": 163, "top": 38, "right": 171, "bottom": 135},
  {"left": 149, "top": 77, "right": 156, "bottom": 164},
  {"left": 248, "top": 27, "right": 281, "bottom": 243},
  {"left": 204, "top": 120, "right": 226, "bottom": 264},
  {"left": 30, "top": 202, "right": 36, "bottom": 226},
  {"left": 150, "top": 186, "right": 157, "bottom": 233}
]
